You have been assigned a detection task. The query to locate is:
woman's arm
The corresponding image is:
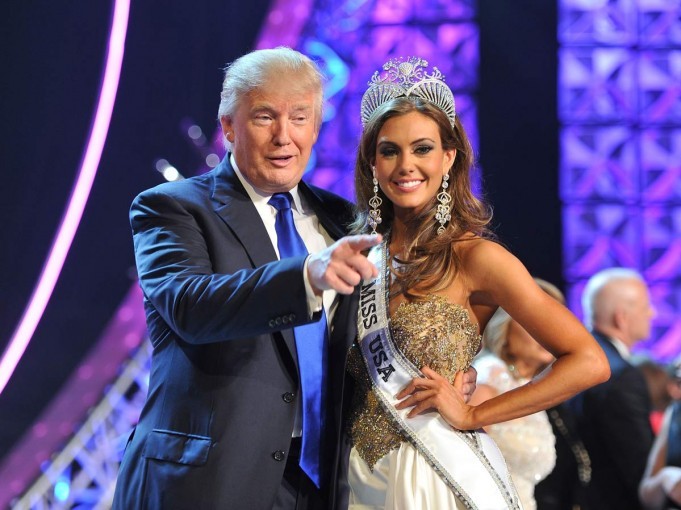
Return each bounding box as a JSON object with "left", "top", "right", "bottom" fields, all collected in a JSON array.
[
  {"left": 465, "top": 240, "right": 609, "bottom": 428},
  {"left": 468, "top": 383, "right": 499, "bottom": 407},
  {"left": 396, "top": 239, "right": 610, "bottom": 430}
]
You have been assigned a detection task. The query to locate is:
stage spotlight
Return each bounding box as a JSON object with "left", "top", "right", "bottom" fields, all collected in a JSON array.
[
  {"left": 187, "top": 124, "right": 203, "bottom": 140},
  {"left": 187, "top": 124, "right": 209, "bottom": 148},
  {"left": 206, "top": 153, "right": 220, "bottom": 168},
  {"left": 54, "top": 478, "right": 70, "bottom": 502},
  {"left": 155, "top": 158, "right": 184, "bottom": 181}
]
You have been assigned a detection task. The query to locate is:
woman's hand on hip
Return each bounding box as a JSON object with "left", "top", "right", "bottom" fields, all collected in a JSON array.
[{"left": 395, "top": 366, "right": 475, "bottom": 430}]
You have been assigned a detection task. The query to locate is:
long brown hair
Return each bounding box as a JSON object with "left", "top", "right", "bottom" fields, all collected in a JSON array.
[{"left": 350, "top": 97, "right": 494, "bottom": 298}]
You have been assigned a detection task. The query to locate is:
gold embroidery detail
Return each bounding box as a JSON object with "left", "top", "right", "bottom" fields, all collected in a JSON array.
[{"left": 348, "top": 295, "right": 481, "bottom": 469}]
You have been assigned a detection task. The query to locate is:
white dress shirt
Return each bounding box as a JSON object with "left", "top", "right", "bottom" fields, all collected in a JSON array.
[{"left": 231, "top": 155, "right": 339, "bottom": 436}]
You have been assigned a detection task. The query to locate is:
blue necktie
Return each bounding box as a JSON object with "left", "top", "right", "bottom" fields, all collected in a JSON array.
[{"left": 269, "top": 192, "right": 328, "bottom": 488}]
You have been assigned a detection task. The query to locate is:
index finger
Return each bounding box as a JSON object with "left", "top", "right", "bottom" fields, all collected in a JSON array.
[
  {"left": 396, "top": 379, "right": 417, "bottom": 399},
  {"left": 343, "top": 234, "right": 383, "bottom": 253}
]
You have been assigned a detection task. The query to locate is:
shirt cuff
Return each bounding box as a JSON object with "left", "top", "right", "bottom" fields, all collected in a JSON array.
[
  {"left": 303, "top": 256, "right": 323, "bottom": 318},
  {"left": 662, "top": 467, "right": 681, "bottom": 495}
]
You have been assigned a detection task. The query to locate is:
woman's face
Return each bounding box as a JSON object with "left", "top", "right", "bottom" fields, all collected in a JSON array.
[
  {"left": 373, "top": 111, "right": 455, "bottom": 219},
  {"left": 505, "top": 320, "right": 555, "bottom": 374}
]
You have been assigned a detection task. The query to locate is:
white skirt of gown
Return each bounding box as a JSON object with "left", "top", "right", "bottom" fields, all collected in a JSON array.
[{"left": 348, "top": 443, "right": 468, "bottom": 510}]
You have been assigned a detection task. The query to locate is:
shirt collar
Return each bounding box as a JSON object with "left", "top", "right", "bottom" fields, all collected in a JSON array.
[
  {"left": 230, "top": 153, "right": 304, "bottom": 213},
  {"left": 607, "top": 335, "right": 631, "bottom": 360}
]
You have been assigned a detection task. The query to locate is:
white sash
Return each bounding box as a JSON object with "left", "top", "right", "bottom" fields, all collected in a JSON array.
[{"left": 357, "top": 243, "right": 522, "bottom": 510}]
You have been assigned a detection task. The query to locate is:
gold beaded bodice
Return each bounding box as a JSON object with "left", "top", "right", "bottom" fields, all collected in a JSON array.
[{"left": 347, "top": 294, "right": 481, "bottom": 469}]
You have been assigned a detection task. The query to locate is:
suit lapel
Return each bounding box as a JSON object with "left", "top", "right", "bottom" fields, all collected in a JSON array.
[
  {"left": 210, "top": 158, "right": 297, "bottom": 359},
  {"left": 210, "top": 159, "right": 278, "bottom": 268},
  {"left": 210, "top": 161, "right": 355, "bottom": 378},
  {"left": 299, "top": 182, "right": 347, "bottom": 241}
]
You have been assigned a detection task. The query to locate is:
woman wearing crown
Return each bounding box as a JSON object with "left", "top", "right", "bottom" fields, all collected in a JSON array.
[{"left": 344, "top": 57, "right": 610, "bottom": 509}]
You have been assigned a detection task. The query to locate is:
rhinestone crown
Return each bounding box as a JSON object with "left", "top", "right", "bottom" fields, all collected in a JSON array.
[{"left": 360, "top": 57, "right": 456, "bottom": 129}]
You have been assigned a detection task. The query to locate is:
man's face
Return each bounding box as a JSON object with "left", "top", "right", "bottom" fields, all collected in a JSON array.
[
  {"left": 622, "top": 279, "right": 655, "bottom": 344},
  {"left": 221, "top": 79, "right": 320, "bottom": 194}
]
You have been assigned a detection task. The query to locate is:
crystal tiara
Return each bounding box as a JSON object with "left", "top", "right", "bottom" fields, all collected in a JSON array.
[{"left": 360, "top": 57, "right": 456, "bottom": 129}]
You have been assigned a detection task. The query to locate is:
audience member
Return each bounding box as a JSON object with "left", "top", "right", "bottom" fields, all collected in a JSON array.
[
  {"left": 568, "top": 267, "right": 656, "bottom": 510},
  {"left": 471, "top": 278, "right": 562, "bottom": 510},
  {"left": 639, "top": 357, "right": 681, "bottom": 509},
  {"left": 635, "top": 357, "right": 673, "bottom": 435},
  {"left": 535, "top": 402, "right": 592, "bottom": 510}
]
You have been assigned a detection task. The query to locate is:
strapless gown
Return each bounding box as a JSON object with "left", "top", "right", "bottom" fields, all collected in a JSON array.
[{"left": 347, "top": 295, "right": 510, "bottom": 509}]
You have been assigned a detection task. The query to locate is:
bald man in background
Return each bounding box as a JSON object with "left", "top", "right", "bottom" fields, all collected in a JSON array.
[{"left": 567, "top": 268, "right": 656, "bottom": 510}]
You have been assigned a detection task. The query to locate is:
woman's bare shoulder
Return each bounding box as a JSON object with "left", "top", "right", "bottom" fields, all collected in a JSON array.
[
  {"left": 453, "top": 233, "right": 535, "bottom": 304},
  {"left": 455, "top": 234, "right": 511, "bottom": 269}
]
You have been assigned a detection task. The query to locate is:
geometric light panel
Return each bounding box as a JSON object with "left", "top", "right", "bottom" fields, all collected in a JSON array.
[{"left": 559, "top": 0, "right": 681, "bottom": 362}]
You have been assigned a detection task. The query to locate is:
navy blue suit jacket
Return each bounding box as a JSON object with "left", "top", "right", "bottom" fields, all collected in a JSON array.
[
  {"left": 113, "top": 157, "right": 357, "bottom": 510},
  {"left": 567, "top": 331, "right": 653, "bottom": 510}
]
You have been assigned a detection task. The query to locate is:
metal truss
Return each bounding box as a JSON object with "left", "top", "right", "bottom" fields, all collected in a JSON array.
[{"left": 10, "top": 341, "right": 151, "bottom": 509}]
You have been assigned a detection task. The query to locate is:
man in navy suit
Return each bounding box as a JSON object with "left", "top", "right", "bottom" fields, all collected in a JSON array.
[
  {"left": 568, "top": 268, "right": 656, "bottom": 510},
  {"left": 112, "top": 47, "right": 381, "bottom": 510}
]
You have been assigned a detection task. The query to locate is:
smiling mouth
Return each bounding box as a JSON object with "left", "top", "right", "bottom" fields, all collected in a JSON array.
[{"left": 393, "top": 180, "right": 423, "bottom": 190}]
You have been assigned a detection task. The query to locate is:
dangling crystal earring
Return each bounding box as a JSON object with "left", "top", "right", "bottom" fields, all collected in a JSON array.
[
  {"left": 435, "top": 173, "right": 452, "bottom": 235},
  {"left": 367, "top": 166, "right": 383, "bottom": 235}
]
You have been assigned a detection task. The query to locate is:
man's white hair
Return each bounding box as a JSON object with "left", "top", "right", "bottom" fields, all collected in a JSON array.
[
  {"left": 581, "top": 267, "right": 644, "bottom": 330},
  {"left": 217, "top": 46, "right": 325, "bottom": 151}
]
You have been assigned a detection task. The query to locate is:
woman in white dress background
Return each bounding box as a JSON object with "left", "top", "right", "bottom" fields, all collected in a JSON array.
[{"left": 471, "top": 278, "right": 565, "bottom": 510}]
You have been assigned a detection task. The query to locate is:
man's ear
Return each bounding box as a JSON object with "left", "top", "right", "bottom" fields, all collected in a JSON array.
[
  {"left": 612, "top": 307, "right": 627, "bottom": 330},
  {"left": 220, "top": 116, "right": 235, "bottom": 143}
]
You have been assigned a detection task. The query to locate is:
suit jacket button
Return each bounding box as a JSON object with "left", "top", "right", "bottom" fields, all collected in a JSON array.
[
  {"left": 273, "top": 450, "right": 286, "bottom": 462},
  {"left": 268, "top": 319, "right": 275, "bottom": 328},
  {"left": 282, "top": 392, "right": 295, "bottom": 403},
  {"left": 275, "top": 317, "right": 282, "bottom": 326}
]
